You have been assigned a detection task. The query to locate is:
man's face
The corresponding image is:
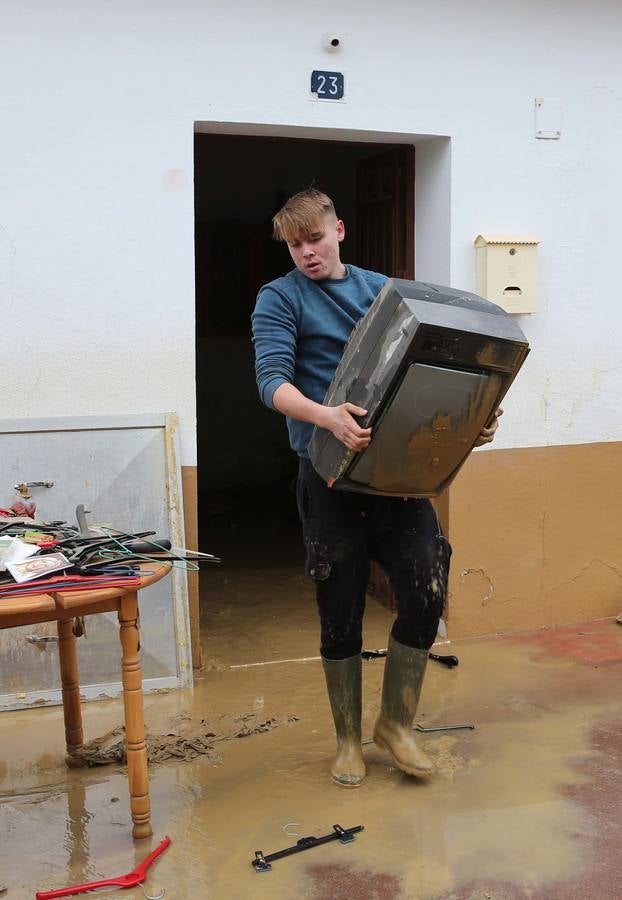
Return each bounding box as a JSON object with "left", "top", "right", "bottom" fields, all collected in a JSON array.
[{"left": 286, "top": 214, "right": 346, "bottom": 280}]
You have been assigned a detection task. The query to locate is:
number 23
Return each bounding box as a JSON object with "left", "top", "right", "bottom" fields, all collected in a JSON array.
[{"left": 317, "top": 75, "right": 340, "bottom": 95}]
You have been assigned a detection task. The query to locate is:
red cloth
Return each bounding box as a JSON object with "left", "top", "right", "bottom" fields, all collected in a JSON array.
[
  {"left": 10, "top": 500, "right": 37, "bottom": 517},
  {"left": 0, "top": 501, "right": 37, "bottom": 517}
]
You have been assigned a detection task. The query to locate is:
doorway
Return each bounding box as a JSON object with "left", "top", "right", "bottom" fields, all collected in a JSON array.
[{"left": 194, "top": 132, "right": 416, "bottom": 654}]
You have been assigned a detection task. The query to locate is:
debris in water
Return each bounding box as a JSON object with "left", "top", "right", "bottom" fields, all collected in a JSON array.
[{"left": 66, "top": 711, "right": 300, "bottom": 766}]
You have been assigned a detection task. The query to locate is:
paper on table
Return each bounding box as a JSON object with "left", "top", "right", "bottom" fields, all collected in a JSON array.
[
  {"left": 7, "top": 552, "right": 72, "bottom": 583},
  {"left": 0, "top": 538, "right": 39, "bottom": 572}
]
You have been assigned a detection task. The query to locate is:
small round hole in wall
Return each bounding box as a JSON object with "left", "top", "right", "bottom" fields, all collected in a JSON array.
[{"left": 322, "top": 33, "right": 342, "bottom": 52}]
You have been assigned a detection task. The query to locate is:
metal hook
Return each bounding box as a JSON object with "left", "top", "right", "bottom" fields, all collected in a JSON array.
[{"left": 140, "top": 885, "right": 166, "bottom": 900}]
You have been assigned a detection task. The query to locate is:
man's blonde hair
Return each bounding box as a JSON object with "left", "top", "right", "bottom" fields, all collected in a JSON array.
[{"left": 272, "top": 189, "right": 337, "bottom": 243}]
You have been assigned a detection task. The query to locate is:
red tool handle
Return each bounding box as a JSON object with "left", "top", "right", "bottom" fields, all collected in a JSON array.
[
  {"left": 35, "top": 836, "right": 171, "bottom": 899},
  {"left": 132, "top": 835, "right": 172, "bottom": 880}
]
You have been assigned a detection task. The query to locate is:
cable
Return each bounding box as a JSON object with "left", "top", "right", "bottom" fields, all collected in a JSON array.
[{"left": 96, "top": 529, "right": 201, "bottom": 573}]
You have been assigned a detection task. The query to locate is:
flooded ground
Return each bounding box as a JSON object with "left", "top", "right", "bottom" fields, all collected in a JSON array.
[{"left": 1, "top": 494, "right": 621, "bottom": 898}]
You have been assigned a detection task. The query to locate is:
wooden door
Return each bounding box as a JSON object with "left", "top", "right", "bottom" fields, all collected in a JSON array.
[
  {"left": 355, "top": 146, "right": 415, "bottom": 278},
  {"left": 356, "top": 148, "right": 451, "bottom": 606}
]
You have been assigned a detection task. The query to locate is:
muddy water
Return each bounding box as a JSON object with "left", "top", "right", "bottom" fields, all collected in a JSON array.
[{"left": 1, "top": 545, "right": 621, "bottom": 898}]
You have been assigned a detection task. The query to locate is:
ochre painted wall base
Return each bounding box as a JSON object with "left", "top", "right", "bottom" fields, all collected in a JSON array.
[{"left": 447, "top": 441, "right": 622, "bottom": 638}]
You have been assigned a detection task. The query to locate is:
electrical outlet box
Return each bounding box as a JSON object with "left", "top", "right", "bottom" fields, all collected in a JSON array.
[{"left": 474, "top": 234, "right": 540, "bottom": 314}]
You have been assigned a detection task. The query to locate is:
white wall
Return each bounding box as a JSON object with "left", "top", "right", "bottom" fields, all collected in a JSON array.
[{"left": 2, "top": 0, "right": 621, "bottom": 461}]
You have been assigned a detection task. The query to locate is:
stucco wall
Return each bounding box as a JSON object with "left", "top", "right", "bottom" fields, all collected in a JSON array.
[
  {"left": 448, "top": 441, "right": 622, "bottom": 636},
  {"left": 1, "top": 0, "right": 621, "bottom": 465}
]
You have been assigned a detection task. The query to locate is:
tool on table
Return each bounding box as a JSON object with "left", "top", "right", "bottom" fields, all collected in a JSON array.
[
  {"left": 362, "top": 648, "right": 459, "bottom": 668},
  {"left": 75, "top": 504, "right": 97, "bottom": 537},
  {"left": 35, "top": 835, "right": 171, "bottom": 899},
  {"left": 252, "top": 824, "right": 363, "bottom": 873},
  {"left": 0, "top": 514, "right": 220, "bottom": 600}
]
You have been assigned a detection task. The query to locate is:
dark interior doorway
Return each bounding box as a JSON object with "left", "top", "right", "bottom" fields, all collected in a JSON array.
[{"left": 194, "top": 133, "right": 415, "bottom": 567}]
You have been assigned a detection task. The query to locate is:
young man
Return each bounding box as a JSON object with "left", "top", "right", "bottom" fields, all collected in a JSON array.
[{"left": 252, "top": 189, "right": 500, "bottom": 788}]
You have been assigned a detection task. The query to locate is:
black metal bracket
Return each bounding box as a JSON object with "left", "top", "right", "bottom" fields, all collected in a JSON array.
[
  {"left": 252, "top": 823, "right": 364, "bottom": 872},
  {"left": 361, "top": 648, "right": 459, "bottom": 668}
]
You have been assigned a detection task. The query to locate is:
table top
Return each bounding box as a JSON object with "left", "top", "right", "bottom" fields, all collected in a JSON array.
[{"left": 0, "top": 563, "right": 171, "bottom": 629}]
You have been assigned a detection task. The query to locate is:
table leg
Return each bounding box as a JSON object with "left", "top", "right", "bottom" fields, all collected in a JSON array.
[
  {"left": 57, "top": 617, "right": 84, "bottom": 761},
  {"left": 118, "top": 591, "right": 152, "bottom": 839}
]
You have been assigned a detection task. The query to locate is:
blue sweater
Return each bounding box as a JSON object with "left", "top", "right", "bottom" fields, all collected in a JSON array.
[{"left": 252, "top": 265, "right": 388, "bottom": 456}]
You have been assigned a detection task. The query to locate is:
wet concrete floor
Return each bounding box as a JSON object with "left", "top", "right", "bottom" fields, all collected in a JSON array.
[{"left": 1, "top": 512, "right": 622, "bottom": 898}]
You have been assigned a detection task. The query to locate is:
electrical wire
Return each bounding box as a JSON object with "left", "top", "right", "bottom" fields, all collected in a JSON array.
[{"left": 95, "top": 529, "right": 204, "bottom": 572}]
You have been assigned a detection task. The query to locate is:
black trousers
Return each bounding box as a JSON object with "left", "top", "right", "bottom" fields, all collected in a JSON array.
[{"left": 296, "top": 458, "right": 452, "bottom": 660}]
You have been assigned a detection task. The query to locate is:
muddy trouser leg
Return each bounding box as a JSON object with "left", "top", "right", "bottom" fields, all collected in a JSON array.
[
  {"left": 369, "top": 497, "right": 452, "bottom": 776},
  {"left": 296, "top": 458, "right": 368, "bottom": 785},
  {"left": 296, "top": 458, "right": 369, "bottom": 660}
]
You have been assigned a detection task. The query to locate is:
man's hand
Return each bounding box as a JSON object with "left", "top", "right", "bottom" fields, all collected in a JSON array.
[
  {"left": 474, "top": 407, "right": 503, "bottom": 447},
  {"left": 321, "top": 403, "right": 372, "bottom": 451},
  {"left": 271, "top": 384, "right": 371, "bottom": 451}
]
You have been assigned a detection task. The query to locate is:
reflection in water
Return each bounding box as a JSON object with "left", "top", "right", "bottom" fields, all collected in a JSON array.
[{"left": 64, "top": 778, "right": 92, "bottom": 882}]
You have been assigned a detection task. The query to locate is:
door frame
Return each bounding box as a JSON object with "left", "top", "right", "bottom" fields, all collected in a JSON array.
[{"left": 194, "top": 120, "right": 451, "bottom": 284}]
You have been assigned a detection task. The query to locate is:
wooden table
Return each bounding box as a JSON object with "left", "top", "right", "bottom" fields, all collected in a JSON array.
[{"left": 0, "top": 563, "right": 170, "bottom": 839}]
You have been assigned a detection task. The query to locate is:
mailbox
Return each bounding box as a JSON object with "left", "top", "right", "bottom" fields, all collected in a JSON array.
[
  {"left": 308, "top": 279, "right": 530, "bottom": 498},
  {"left": 474, "top": 234, "right": 540, "bottom": 314}
]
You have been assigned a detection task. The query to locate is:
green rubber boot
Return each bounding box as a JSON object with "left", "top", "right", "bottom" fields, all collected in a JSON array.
[
  {"left": 322, "top": 654, "right": 366, "bottom": 788},
  {"left": 372, "top": 635, "right": 435, "bottom": 776}
]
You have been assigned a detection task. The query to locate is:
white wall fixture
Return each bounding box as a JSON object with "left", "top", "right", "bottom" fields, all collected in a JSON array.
[
  {"left": 474, "top": 235, "right": 541, "bottom": 314},
  {"left": 535, "top": 97, "right": 562, "bottom": 139},
  {"left": 322, "top": 32, "right": 342, "bottom": 52}
]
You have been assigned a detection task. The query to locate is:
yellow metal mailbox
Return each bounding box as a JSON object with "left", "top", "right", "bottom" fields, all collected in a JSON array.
[{"left": 474, "top": 234, "right": 540, "bottom": 314}]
